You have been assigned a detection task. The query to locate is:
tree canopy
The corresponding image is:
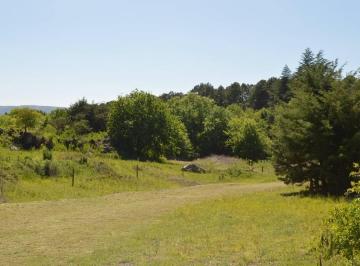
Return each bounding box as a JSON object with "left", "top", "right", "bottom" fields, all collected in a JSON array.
[
  {"left": 108, "top": 91, "right": 193, "bottom": 161},
  {"left": 10, "top": 108, "right": 42, "bottom": 133},
  {"left": 272, "top": 50, "right": 360, "bottom": 195},
  {"left": 2, "top": 49, "right": 360, "bottom": 196}
]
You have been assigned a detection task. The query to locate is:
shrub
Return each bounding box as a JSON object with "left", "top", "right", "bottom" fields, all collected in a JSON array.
[
  {"left": 345, "top": 182, "right": 360, "bottom": 199},
  {"left": 45, "top": 137, "right": 54, "bottom": 150},
  {"left": 345, "top": 165, "right": 360, "bottom": 198},
  {"left": 319, "top": 200, "right": 360, "bottom": 260},
  {"left": 225, "top": 165, "right": 242, "bottom": 178},
  {"left": 91, "top": 161, "right": 120, "bottom": 179},
  {"left": 43, "top": 148, "right": 53, "bottom": 161},
  {"left": 0, "top": 164, "right": 17, "bottom": 200},
  {"left": 79, "top": 155, "right": 88, "bottom": 165},
  {"left": 35, "top": 160, "right": 58, "bottom": 177},
  {"left": 13, "top": 132, "right": 46, "bottom": 150},
  {"left": 43, "top": 160, "right": 58, "bottom": 177}
]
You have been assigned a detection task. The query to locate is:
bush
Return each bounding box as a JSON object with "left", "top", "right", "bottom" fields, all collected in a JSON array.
[
  {"left": 0, "top": 164, "right": 17, "bottom": 201},
  {"left": 319, "top": 200, "right": 360, "bottom": 260},
  {"left": 13, "top": 132, "right": 46, "bottom": 150},
  {"left": 345, "top": 182, "right": 360, "bottom": 199},
  {"left": 43, "top": 160, "right": 58, "bottom": 177},
  {"left": 45, "top": 137, "right": 54, "bottom": 150},
  {"left": 91, "top": 161, "right": 120, "bottom": 179},
  {"left": 345, "top": 165, "right": 360, "bottom": 198},
  {"left": 35, "top": 160, "right": 58, "bottom": 177},
  {"left": 43, "top": 148, "right": 53, "bottom": 161},
  {"left": 225, "top": 165, "right": 242, "bottom": 178},
  {"left": 79, "top": 155, "right": 88, "bottom": 165}
]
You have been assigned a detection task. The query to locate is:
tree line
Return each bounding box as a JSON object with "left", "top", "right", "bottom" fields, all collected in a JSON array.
[{"left": 2, "top": 48, "right": 360, "bottom": 195}]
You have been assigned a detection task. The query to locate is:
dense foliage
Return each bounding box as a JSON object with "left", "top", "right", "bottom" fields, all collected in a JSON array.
[
  {"left": 273, "top": 50, "right": 360, "bottom": 195},
  {"left": 2, "top": 49, "right": 360, "bottom": 196},
  {"left": 226, "top": 117, "right": 269, "bottom": 161},
  {"left": 320, "top": 200, "right": 360, "bottom": 261},
  {"left": 10, "top": 108, "right": 41, "bottom": 133},
  {"left": 108, "top": 91, "right": 193, "bottom": 161},
  {"left": 168, "top": 94, "right": 228, "bottom": 156}
]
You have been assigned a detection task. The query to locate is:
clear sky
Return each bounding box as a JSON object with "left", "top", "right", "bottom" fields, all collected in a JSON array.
[{"left": 1, "top": 0, "right": 359, "bottom": 106}]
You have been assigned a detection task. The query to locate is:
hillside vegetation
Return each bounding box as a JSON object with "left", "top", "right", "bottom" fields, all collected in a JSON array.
[
  {"left": 2, "top": 49, "right": 360, "bottom": 264},
  {"left": 0, "top": 149, "right": 275, "bottom": 203}
]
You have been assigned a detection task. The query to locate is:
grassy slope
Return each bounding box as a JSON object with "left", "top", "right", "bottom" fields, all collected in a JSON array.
[{"left": 0, "top": 149, "right": 276, "bottom": 202}]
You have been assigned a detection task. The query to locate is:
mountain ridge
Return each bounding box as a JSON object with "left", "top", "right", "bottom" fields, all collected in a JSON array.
[{"left": 0, "top": 105, "right": 61, "bottom": 114}]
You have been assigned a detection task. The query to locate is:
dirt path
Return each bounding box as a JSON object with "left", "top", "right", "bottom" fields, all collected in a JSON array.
[{"left": 0, "top": 182, "right": 284, "bottom": 265}]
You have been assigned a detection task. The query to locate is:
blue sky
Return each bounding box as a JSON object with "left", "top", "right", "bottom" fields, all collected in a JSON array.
[{"left": 1, "top": 0, "right": 359, "bottom": 106}]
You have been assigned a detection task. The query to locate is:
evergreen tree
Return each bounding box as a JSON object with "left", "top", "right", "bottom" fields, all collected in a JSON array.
[
  {"left": 275, "top": 65, "right": 292, "bottom": 103},
  {"left": 273, "top": 50, "right": 360, "bottom": 195},
  {"left": 191, "top": 83, "right": 216, "bottom": 99},
  {"left": 249, "top": 80, "right": 272, "bottom": 109},
  {"left": 224, "top": 82, "right": 250, "bottom": 106}
]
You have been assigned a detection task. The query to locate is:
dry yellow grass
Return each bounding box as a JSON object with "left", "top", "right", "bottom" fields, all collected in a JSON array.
[{"left": 0, "top": 182, "right": 284, "bottom": 265}]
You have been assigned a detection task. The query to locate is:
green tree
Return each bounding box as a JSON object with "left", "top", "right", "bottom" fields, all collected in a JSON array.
[
  {"left": 249, "top": 79, "right": 275, "bottom": 109},
  {"left": 226, "top": 117, "right": 270, "bottom": 161},
  {"left": 272, "top": 65, "right": 292, "bottom": 103},
  {"left": 224, "top": 82, "right": 250, "bottom": 106},
  {"left": 166, "top": 117, "right": 194, "bottom": 160},
  {"left": 159, "top": 91, "right": 184, "bottom": 101},
  {"left": 168, "top": 94, "right": 215, "bottom": 155},
  {"left": 49, "top": 109, "right": 68, "bottom": 133},
  {"left": 200, "top": 106, "right": 230, "bottom": 155},
  {"left": 67, "top": 99, "right": 109, "bottom": 133},
  {"left": 214, "top": 85, "right": 226, "bottom": 106},
  {"left": 108, "top": 91, "right": 191, "bottom": 161},
  {"left": 272, "top": 50, "right": 360, "bottom": 195},
  {"left": 10, "top": 108, "right": 41, "bottom": 132},
  {"left": 191, "top": 83, "right": 216, "bottom": 99}
]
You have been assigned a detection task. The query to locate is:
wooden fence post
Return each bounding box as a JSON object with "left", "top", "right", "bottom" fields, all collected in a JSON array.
[
  {"left": 0, "top": 178, "right": 3, "bottom": 198},
  {"left": 72, "top": 167, "right": 75, "bottom": 187}
]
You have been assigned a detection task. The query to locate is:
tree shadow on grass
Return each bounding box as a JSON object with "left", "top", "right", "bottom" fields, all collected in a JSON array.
[
  {"left": 280, "top": 190, "right": 311, "bottom": 198},
  {"left": 279, "top": 185, "right": 344, "bottom": 200}
]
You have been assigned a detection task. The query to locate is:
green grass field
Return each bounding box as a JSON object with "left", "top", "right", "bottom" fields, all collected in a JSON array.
[
  {"left": 0, "top": 149, "right": 352, "bottom": 265},
  {"left": 0, "top": 148, "right": 276, "bottom": 203}
]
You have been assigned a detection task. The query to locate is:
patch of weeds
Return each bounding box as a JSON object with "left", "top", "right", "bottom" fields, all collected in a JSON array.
[
  {"left": 91, "top": 161, "right": 121, "bottom": 179},
  {"left": 79, "top": 155, "right": 88, "bottom": 165},
  {"left": 43, "top": 148, "right": 53, "bottom": 161},
  {"left": 35, "top": 160, "right": 59, "bottom": 177}
]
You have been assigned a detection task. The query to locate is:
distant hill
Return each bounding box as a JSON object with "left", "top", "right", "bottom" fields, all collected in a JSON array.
[{"left": 0, "top": 105, "right": 61, "bottom": 115}]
